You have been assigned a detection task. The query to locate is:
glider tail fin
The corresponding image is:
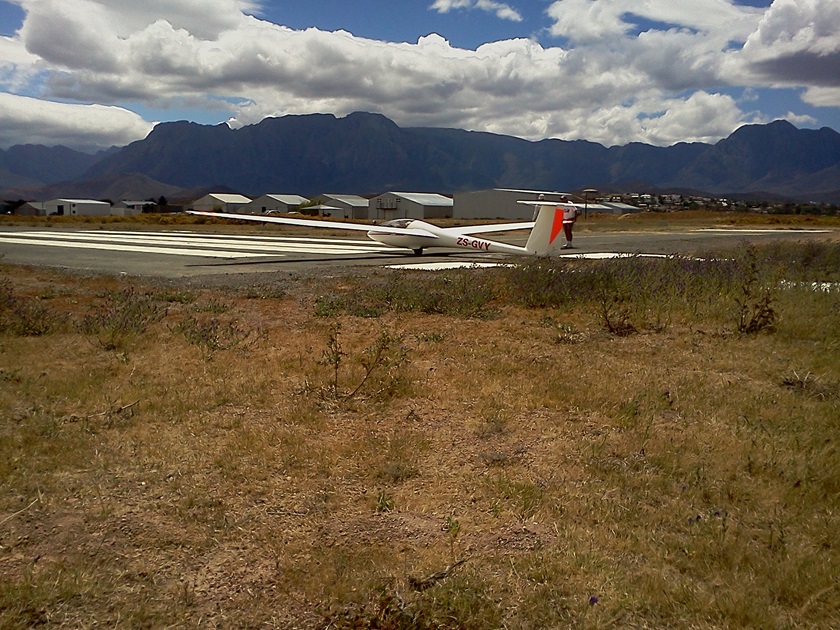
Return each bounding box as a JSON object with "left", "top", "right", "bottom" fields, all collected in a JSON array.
[{"left": 525, "top": 204, "right": 566, "bottom": 256}]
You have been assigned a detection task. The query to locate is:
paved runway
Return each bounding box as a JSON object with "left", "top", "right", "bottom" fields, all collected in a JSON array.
[
  {"left": 0, "top": 229, "right": 396, "bottom": 258},
  {"left": 0, "top": 224, "right": 835, "bottom": 280},
  {"left": 0, "top": 227, "right": 418, "bottom": 278}
]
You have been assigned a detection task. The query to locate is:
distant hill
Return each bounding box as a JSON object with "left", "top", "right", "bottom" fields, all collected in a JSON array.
[
  {"left": 33, "top": 173, "right": 183, "bottom": 203},
  {"left": 667, "top": 121, "right": 840, "bottom": 200},
  {"left": 0, "top": 145, "right": 111, "bottom": 195},
  {"left": 3, "top": 114, "right": 840, "bottom": 202}
]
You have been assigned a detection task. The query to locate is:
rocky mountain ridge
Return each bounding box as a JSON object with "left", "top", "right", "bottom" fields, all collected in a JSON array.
[{"left": 2, "top": 113, "right": 839, "bottom": 203}]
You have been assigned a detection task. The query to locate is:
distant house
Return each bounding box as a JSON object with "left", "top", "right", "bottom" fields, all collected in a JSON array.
[
  {"left": 320, "top": 194, "right": 370, "bottom": 219},
  {"left": 191, "top": 193, "right": 251, "bottom": 213},
  {"left": 241, "top": 194, "right": 308, "bottom": 214},
  {"left": 369, "top": 192, "right": 453, "bottom": 220},
  {"left": 40, "top": 199, "right": 112, "bottom": 217}
]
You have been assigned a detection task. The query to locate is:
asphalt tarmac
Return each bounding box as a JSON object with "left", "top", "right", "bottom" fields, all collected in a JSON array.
[{"left": 0, "top": 224, "right": 835, "bottom": 285}]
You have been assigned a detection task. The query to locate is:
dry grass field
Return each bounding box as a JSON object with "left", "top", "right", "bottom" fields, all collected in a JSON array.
[{"left": 1, "top": 222, "right": 839, "bottom": 628}]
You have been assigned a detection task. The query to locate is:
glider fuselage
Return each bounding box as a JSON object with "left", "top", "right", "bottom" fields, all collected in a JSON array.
[{"left": 368, "top": 219, "right": 528, "bottom": 255}]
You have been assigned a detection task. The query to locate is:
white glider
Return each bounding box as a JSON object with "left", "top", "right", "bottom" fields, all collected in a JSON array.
[{"left": 189, "top": 202, "right": 573, "bottom": 257}]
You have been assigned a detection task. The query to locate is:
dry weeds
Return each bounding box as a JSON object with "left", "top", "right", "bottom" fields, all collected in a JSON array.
[{"left": 1, "top": 239, "right": 839, "bottom": 628}]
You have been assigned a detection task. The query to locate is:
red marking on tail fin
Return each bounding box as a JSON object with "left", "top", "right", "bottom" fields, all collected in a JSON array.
[{"left": 550, "top": 208, "right": 564, "bottom": 244}]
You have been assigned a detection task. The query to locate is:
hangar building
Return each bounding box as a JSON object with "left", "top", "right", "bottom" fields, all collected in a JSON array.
[
  {"left": 598, "top": 201, "right": 642, "bottom": 214},
  {"left": 191, "top": 193, "right": 251, "bottom": 213},
  {"left": 112, "top": 200, "right": 152, "bottom": 216},
  {"left": 454, "top": 188, "right": 621, "bottom": 219},
  {"left": 453, "top": 189, "right": 572, "bottom": 220},
  {"left": 321, "top": 194, "right": 370, "bottom": 219},
  {"left": 369, "top": 192, "right": 453, "bottom": 220},
  {"left": 40, "top": 199, "right": 112, "bottom": 216},
  {"left": 16, "top": 202, "right": 47, "bottom": 216},
  {"left": 242, "top": 194, "right": 308, "bottom": 214}
]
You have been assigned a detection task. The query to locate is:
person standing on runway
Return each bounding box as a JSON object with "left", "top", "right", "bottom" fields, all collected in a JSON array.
[{"left": 559, "top": 196, "right": 579, "bottom": 249}]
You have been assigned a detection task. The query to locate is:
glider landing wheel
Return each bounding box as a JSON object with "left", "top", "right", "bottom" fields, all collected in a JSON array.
[{"left": 413, "top": 248, "right": 424, "bottom": 256}]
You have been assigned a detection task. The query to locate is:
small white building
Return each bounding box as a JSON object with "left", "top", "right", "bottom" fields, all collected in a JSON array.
[
  {"left": 241, "top": 194, "right": 308, "bottom": 214},
  {"left": 191, "top": 193, "right": 251, "bottom": 213},
  {"left": 369, "top": 192, "right": 453, "bottom": 220},
  {"left": 42, "top": 199, "right": 112, "bottom": 216},
  {"left": 320, "top": 194, "right": 370, "bottom": 219}
]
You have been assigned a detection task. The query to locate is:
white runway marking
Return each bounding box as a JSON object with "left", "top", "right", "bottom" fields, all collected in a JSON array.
[
  {"left": 87, "top": 230, "right": 388, "bottom": 247},
  {"left": 0, "top": 235, "right": 264, "bottom": 258},
  {"left": 0, "top": 230, "right": 400, "bottom": 258},
  {"left": 387, "top": 261, "right": 506, "bottom": 270},
  {"left": 697, "top": 228, "right": 831, "bottom": 234},
  {"left": 386, "top": 252, "right": 672, "bottom": 270},
  {"left": 557, "top": 252, "right": 669, "bottom": 259}
]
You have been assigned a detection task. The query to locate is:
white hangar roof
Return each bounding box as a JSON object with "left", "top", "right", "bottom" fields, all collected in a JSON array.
[
  {"left": 490, "top": 188, "right": 575, "bottom": 196},
  {"left": 52, "top": 198, "right": 110, "bottom": 205},
  {"left": 205, "top": 193, "right": 251, "bottom": 204},
  {"left": 322, "top": 194, "right": 369, "bottom": 206},
  {"left": 391, "top": 192, "right": 453, "bottom": 206},
  {"left": 262, "top": 194, "right": 309, "bottom": 205}
]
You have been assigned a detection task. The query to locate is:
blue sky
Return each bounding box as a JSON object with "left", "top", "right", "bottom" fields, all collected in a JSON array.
[
  {"left": 0, "top": 2, "right": 22, "bottom": 36},
  {"left": 0, "top": 0, "right": 838, "bottom": 151},
  {"left": 258, "top": 1, "right": 525, "bottom": 49}
]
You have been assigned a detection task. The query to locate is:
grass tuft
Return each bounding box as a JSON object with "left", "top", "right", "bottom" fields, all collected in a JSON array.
[
  {"left": 76, "top": 286, "right": 167, "bottom": 351},
  {"left": 0, "top": 278, "right": 64, "bottom": 336}
]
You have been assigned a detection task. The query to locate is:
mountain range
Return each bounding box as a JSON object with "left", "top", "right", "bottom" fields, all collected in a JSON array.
[{"left": 2, "top": 112, "right": 839, "bottom": 203}]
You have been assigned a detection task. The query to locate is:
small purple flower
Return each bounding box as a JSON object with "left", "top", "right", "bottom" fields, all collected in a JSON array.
[{"left": 589, "top": 596, "right": 599, "bottom": 606}]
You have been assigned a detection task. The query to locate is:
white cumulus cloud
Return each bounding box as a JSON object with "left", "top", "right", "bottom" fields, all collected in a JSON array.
[
  {"left": 430, "top": 0, "right": 523, "bottom": 22},
  {"left": 732, "top": 0, "right": 840, "bottom": 96},
  {"left": 0, "top": 92, "right": 154, "bottom": 150},
  {"left": 548, "top": 0, "right": 762, "bottom": 43},
  {"left": 0, "top": 0, "right": 837, "bottom": 150}
]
